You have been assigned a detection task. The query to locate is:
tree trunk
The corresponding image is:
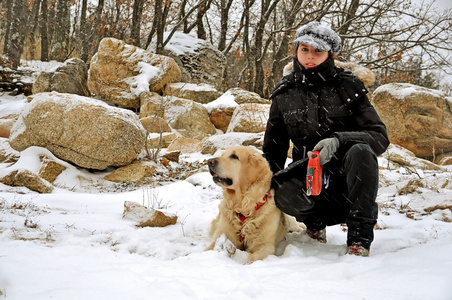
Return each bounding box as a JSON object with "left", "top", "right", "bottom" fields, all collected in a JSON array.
[
  {"left": 40, "top": 0, "right": 49, "bottom": 61},
  {"left": 3, "top": 0, "right": 13, "bottom": 55},
  {"left": 6, "top": 0, "right": 27, "bottom": 69},
  {"left": 131, "top": 0, "right": 145, "bottom": 47},
  {"left": 251, "top": 0, "right": 281, "bottom": 96},
  {"left": 50, "top": 0, "right": 71, "bottom": 61},
  {"left": 218, "top": 0, "right": 234, "bottom": 52},
  {"left": 80, "top": 0, "right": 88, "bottom": 62}
]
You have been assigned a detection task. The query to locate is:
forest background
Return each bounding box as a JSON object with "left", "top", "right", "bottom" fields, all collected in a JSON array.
[{"left": 1, "top": 0, "right": 451, "bottom": 98}]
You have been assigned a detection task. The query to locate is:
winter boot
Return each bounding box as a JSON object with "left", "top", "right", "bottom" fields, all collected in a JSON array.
[
  {"left": 346, "top": 244, "right": 369, "bottom": 257},
  {"left": 306, "top": 228, "right": 327, "bottom": 243}
]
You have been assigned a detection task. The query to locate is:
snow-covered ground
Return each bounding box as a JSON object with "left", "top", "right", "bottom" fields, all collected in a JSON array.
[
  {"left": 1, "top": 70, "right": 452, "bottom": 299},
  {"left": 1, "top": 145, "right": 451, "bottom": 299}
]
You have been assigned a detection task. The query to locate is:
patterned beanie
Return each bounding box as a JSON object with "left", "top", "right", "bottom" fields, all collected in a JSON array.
[{"left": 294, "top": 21, "right": 341, "bottom": 55}]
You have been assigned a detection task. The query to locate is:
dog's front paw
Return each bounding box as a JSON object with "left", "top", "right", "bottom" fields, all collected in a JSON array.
[{"left": 212, "top": 234, "right": 237, "bottom": 257}]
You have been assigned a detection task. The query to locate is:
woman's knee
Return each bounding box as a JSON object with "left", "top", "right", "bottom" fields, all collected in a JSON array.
[{"left": 343, "top": 144, "right": 377, "bottom": 170}]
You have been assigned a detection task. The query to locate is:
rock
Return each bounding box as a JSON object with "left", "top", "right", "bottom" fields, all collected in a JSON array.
[
  {"left": 32, "top": 58, "right": 90, "bottom": 96},
  {"left": 163, "top": 96, "right": 216, "bottom": 140},
  {"left": 140, "top": 92, "right": 164, "bottom": 118},
  {"left": 0, "top": 137, "right": 20, "bottom": 163},
  {"left": 163, "top": 150, "right": 181, "bottom": 162},
  {"left": 0, "top": 118, "right": 16, "bottom": 138},
  {"left": 104, "top": 162, "right": 155, "bottom": 183},
  {"left": 123, "top": 201, "right": 177, "bottom": 227},
  {"left": 88, "top": 37, "right": 181, "bottom": 108},
  {"left": 226, "top": 88, "right": 270, "bottom": 104},
  {"left": 226, "top": 103, "right": 270, "bottom": 133},
  {"left": 140, "top": 116, "right": 172, "bottom": 133},
  {"left": 201, "top": 132, "right": 264, "bottom": 155},
  {"left": 38, "top": 155, "right": 66, "bottom": 183},
  {"left": 167, "top": 136, "right": 203, "bottom": 154},
  {"left": 0, "top": 169, "right": 53, "bottom": 193},
  {"left": 208, "top": 107, "right": 236, "bottom": 133},
  {"left": 164, "top": 82, "right": 221, "bottom": 104},
  {"left": 204, "top": 90, "right": 239, "bottom": 133},
  {"left": 373, "top": 83, "right": 452, "bottom": 162},
  {"left": 9, "top": 92, "right": 146, "bottom": 170},
  {"left": 160, "top": 32, "right": 226, "bottom": 91}
]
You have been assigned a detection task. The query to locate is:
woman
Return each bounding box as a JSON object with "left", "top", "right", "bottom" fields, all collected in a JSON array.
[{"left": 263, "top": 21, "right": 389, "bottom": 256}]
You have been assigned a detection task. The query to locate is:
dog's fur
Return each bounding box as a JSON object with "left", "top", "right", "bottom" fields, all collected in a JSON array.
[{"left": 207, "top": 146, "right": 301, "bottom": 264}]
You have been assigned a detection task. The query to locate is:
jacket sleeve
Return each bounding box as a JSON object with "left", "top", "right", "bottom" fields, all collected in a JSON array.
[
  {"left": 263, "top": 98, "right": 290, "bottom": 174},
  {"left": 332, "top": 94, "right": 390, "bottom": 156}
]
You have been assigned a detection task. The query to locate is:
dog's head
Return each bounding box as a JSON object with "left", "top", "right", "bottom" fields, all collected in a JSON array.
[{"left": 208, "top": 146, "right": 271, "bottom": 193}]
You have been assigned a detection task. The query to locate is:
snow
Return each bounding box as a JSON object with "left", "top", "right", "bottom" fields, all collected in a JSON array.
[
  {"left": 1, "top": 66, "right": 452, "bottom": 299},
  {"left": 204, "top": 90, "right": 239, "bottom": 113},
  {"left": 162, "top": 32, "right": 212, "bottom": 56},
  {"left": 129, "top": 62, "right": 161, "bottom": 97},
  {"left": 374, "top": 82, "right": 449, "bottom": 99}
]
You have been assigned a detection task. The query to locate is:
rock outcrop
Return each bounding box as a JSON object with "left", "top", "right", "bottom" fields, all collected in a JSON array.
[
  {"left": 9, "top": 92, "right": 146, "bottom": 170},
  {"left": 373, "top": 83, "right": 452, "bottom": 163},
  {"left": 88, "top": 37, "right": 181, "bottom": 108},
  {"left": 32, "top": 58, "right": 90, "bottom": 96}
]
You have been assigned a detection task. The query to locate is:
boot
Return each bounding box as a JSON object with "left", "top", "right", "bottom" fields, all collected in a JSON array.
[{"left": 306, "top": 228, "right": 327, "bottom": 243}]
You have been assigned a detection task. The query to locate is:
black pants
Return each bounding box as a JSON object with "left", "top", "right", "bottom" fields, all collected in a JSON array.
[{"left": 273, "top": 144, "right": 379, "bottom": 249}]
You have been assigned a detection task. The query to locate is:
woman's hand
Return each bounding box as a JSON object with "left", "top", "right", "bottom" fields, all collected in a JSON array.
[{"left": 312, "top": 137, "right": 339, "bottom": 165}]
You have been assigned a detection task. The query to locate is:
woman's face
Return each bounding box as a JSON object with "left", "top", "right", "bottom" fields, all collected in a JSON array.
[{"left": 297, "top": 44, "right": 329, "bottom": 69}]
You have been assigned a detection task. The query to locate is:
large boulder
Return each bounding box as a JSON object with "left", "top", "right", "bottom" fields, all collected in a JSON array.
[
  {"left": 163, "top": 96, "right": 216, "bottom": 140},
  {"left": 88, "top": 37, "right": 181, "bottom": 108},
  {"left": 159, "top": 32, "right": 226, "bottom": 91},
  {"left": 9, "top": 92, "right": 146, "bottom": 170},
  {"left": 32, "top": 58, "right": 90, "bottom": 96},
  {"left": 373, "top": 83, "right": 452, "bottom": 163}
]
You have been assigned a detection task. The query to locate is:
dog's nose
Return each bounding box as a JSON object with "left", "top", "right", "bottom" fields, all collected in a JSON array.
[{"left": 207, "top": 158, "right": 217, "bottom": 167}]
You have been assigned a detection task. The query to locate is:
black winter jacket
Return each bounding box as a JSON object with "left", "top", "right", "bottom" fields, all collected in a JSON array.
[{"left": 263, "top": 58, "right": 389, "bottom": 174}]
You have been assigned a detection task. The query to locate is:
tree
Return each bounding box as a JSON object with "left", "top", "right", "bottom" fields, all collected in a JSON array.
[
  {"left": 5, "top": 0, "right": 28, "bottom": 68},
  {"left": 131, "top": 0, "right": 145, "bottom": 46},
  {"left": 50, "top": 0, "right": 71, "bottom": 61},
  {"left": 40, "top": 0, "right": 49, "bottom": 61}
]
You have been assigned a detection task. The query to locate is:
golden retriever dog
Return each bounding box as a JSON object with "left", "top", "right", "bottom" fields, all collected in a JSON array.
[{"left": 206, "top": 146, "right": 301, "bottom": 264}]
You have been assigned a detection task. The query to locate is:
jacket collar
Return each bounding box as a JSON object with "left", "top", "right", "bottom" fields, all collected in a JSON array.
[{"left": 293, "top": 57, "right": 336, "bottom": 86}]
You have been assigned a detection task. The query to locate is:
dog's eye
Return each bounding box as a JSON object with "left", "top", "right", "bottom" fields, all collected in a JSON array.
[{"left": 230, "top": 153, "right": 239, "bottom": 160}]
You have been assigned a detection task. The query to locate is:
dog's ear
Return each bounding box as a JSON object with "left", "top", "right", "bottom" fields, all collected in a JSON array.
[{"left": 246, "top": 152, "right": 270, "bottom": 183}]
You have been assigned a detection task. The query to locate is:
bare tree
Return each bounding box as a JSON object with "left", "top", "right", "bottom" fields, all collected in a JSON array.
[
  {"left": 50, "top": 0, "right": 71, "bottom": 61},
  {"left": 131, "top": 0, "right": 145, "bottom": 47},
  {"left": 5, "top": 0, "right": 29, "bottom": 68},
  {"left": 40, "top": 0, "right": 49, "bottom": 61}
]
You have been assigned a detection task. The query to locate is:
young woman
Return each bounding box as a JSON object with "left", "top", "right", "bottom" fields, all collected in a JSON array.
[{"left": 263, "top": 21, "right": 389, "bottom": 256}]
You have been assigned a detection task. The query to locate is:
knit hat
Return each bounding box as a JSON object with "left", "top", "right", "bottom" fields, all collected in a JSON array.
[{"left": 294, "top": 21, "right": 341, "bottom": 55}]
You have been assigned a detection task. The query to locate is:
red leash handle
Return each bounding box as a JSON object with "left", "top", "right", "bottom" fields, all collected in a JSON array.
[{"left": 306, "top": 151, "right": 323, "bottom": 196}]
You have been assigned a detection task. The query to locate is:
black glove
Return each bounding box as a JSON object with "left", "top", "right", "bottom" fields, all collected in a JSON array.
[{"left": 312, "top": 137, "right": 339, "bottom": 165}]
